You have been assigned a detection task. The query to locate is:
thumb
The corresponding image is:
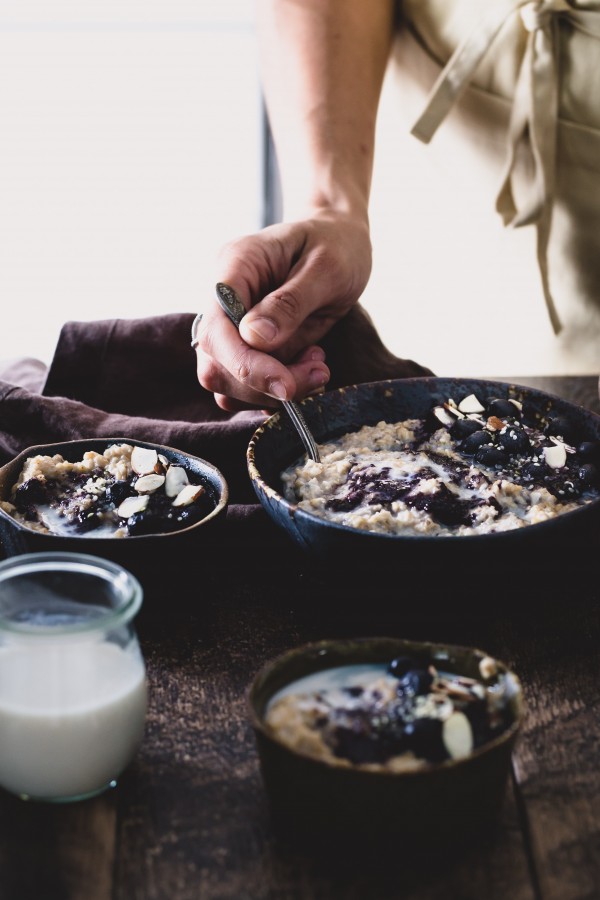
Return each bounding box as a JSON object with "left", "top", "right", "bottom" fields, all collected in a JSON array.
[{"left": 239, "top": 279, "right": 325, "bottom": 353}]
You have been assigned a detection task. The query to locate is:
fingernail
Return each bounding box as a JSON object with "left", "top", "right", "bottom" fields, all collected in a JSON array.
[
  {"left": 268, "top": 379, "right": 288, "bottom": 401},
  {"left": 308, "top": 368, "right": 328, "bottom": 391},
  {"left": 248, "top": 317, "right": 277, "bottom": 343}
]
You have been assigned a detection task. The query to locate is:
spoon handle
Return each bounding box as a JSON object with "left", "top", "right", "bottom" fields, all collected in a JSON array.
[{"left": 215, "top": 283, "right": 321, "bottom": 463}]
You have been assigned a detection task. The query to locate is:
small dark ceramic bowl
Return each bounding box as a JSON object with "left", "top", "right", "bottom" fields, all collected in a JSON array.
[
  {"left": 248, "top": 636, "right": 524, "bottom": 854},
  {"left": 247, "top": 377, "right": 600, "bottom": 570},
  {"left": 0, "top": 438, "right": 229, "bottom": 582}
]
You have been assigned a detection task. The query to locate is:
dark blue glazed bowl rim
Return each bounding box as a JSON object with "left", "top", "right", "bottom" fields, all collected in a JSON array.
[{"left": 247, "top": 377, "right": 600, "bottom": 546}]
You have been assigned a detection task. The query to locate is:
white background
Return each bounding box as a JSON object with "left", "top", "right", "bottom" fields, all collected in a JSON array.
[{"left": 0, "top": 1, "right": 262, "bottom": 365}]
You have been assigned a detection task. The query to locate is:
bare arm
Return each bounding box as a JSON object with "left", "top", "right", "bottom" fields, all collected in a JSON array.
[
  {"left": 195, "top": 0, "right": 395, "bottom": 410},
  {"left": 257, "top": 0, "right": 394, "bottom": 221}
]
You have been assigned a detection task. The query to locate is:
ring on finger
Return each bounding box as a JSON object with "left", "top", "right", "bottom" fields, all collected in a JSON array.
[{"left": 190, "top": 313, "right": 203, "bottom": 349}]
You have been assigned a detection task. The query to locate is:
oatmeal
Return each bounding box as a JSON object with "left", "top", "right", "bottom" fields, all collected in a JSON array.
[
  {"left": 265, "top": 654, "right": 514, "bottom": 772},
  {"left": 281, "top": 392, "right": 600, "bottom": 536},
  {"left": 0, "top": 443, "right": 213, "bottom": 538}
]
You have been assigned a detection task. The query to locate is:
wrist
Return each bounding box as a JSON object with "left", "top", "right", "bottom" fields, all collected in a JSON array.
[{"left": 282, "top": 182, "right": 371, "bottom": 228}]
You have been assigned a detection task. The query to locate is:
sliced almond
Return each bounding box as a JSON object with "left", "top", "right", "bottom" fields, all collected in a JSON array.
[
  {"left": 549, "top": 435, "right": 576, "bottom": 454},
  {"left": 131, "top": 446, "right": 159, "bottom": 475},
  {"left": 433, "top": 406, "right": 456, "bottom": 427},
  {"left": 117, "top": 494, "right": 149, "bottom": 518},
  {"left": 457, "top": 393, "right": 485, "bottom": 415},
  {"left": 165, "top": 465, "right": 189, "bottom": 498},
  {"left": 171, "top": 484, "right": 205, "bottom": 507},
  {"left": 158, "top": 453, "right": 170, "bottom": 467},
  {"left": 479, "top": 656, "right": 498, "bottom": 679},
  {"left": 509, "top": 398, "right": 523, "bottom": 412},
  {"left": 543, "top": 443, "right": 567, "bottom": 469},
  {"left": 442, "top": 711, "right": 473, "bottom": 760},
  {"left": 135, "top": 473, "right": 165, "bottom": 493}
]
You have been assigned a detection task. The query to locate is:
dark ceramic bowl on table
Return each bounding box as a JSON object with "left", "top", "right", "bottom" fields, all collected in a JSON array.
[
  {"left": 246, "top": 377, "right": 600, "bottom": 576},
  {"left": 0, "top": 438, "right": 229, "bottom": 585},
  {"left": 248, "top": 636, "right": 524, "bottom": 855}
]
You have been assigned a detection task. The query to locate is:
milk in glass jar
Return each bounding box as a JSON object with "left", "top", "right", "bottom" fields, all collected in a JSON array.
[{"left": 0, "top": 552, "right": 147, "bottom": 802}]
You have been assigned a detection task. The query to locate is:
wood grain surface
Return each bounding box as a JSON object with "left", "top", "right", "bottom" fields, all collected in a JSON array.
[{"left": 0, "top": 375, "right": 598, "bottom": 900}]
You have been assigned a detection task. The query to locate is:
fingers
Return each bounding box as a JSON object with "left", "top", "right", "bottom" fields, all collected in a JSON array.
[
  {"left": 195, "top": 214, "right": 371, "bottom": 409},
  {"left": 235, "top": 218, "right": 371, "bottom": 357},
  {"left": 194, "top": 306, "right": 329, "bottom": 409}
]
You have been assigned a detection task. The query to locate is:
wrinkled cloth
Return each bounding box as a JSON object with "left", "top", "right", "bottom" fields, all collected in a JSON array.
[{"left": 0, "top": 306, "right": 433, "bottom": 553}]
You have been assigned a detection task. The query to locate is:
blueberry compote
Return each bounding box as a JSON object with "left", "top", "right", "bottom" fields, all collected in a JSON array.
[
  {"left": 282, "top": 391, "right": 600, "bottom": 536},
  {"left": 265, "top": 654, "right": 514, "bottom": 771}
]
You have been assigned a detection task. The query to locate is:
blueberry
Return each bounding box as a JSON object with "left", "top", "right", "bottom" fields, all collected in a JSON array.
[
  {"left": 543, "top": 476, "right": 580, "bottom": 500},
  {"left": 475, "top": 445, "right": 508, "bottom": 467},
  {"left": 126, "top": 511, "right": 163, "bottom": 536},
  {"left": 388, "top": 656, "right": 415, "bottom": 678},
  {"left": 545, "top": 416, "right": 576, "bottom": 443},
  {"left": 450, "top": 418, "right": 482, "bottom": 440},
  {"left": 486, "top": 398, "right": 521, "bottom": 419},
  {"left": 404, "top": 717, "right": 448, "bottom": 763},
  {"left": 464, "top": 699, "right": 491, "bottom": 748},
  {"left": 461, "top": 430, "right": 494, "bottom": 455},
  {"left": 577, "top": 441, "right": 600, "bottom": 464},
  {"left": 498, "top": 424, "right": 531, "bottom": 455},
  {"left": 398, "top": 668, "right": 434, "bottom": 695},
  {"left": 174, "top": 503, "right": 209, "bottom": 528},
  {"left": 520, "top": 460, "right": 548, "bottom": 482},
  {"left": 105, "top": 480, "right": 132, "bottom": 506},
  {"left": 332, "top": 727, "right": 384, "bottom": 765},
  {"left": 75, "top": 510, "right": 102, "bottom": 533},
  {"left": 344, "top": 686, "right": 364, "bottom": 698},
  {"left": 578, "top": 463, "right": 599, "bottom": 488},
  {"left": 14, "top": 478, "right": 48, "bottom": 509}
]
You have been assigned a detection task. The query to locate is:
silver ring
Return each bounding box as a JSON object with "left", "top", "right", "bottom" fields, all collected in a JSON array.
[{"left": 190, "top": 313, "right": 203, "bottom": 349}]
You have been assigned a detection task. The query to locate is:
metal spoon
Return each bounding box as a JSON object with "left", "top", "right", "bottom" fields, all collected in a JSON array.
[{"left": 215, "top": 282, "right": 321, "bottom": 463}]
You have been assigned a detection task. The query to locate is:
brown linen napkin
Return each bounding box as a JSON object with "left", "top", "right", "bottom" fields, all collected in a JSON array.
[{"left": 0, "top": 305, "right": 433, "bottom": 555}]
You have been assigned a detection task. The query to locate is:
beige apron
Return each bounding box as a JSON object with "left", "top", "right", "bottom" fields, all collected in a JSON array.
[{"left": 366, "top": 0, "right": 600, "bottom": 375}]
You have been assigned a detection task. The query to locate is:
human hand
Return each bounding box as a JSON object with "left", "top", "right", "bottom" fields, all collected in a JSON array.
[{"left": 193, "top": 209, "right": 372, "bottom": 411}]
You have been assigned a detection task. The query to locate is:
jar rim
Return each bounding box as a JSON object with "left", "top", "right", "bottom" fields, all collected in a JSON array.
[{"left": 0, "top": 552, "right": 143, "bottom": 636}]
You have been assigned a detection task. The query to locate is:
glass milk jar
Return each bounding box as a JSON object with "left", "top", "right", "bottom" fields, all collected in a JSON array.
[{"left": 0, "top": 552, "right": 147, "bottom": 802}]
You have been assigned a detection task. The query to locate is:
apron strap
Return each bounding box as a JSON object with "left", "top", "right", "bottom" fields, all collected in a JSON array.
[{"left": 410, "top": 0, "right": 576, "bottom": 335}]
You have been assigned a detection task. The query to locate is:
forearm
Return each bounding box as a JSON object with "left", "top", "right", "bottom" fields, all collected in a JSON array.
[{"left": 256, "top": 0, "right": 395, "bottom": 221}]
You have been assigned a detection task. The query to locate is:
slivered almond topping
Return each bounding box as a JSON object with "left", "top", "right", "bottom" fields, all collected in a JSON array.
[
  {"left": 457, "top": 393, "right": 485, "bottom": 414},
  {"left": 117, "top": 494, "right": 149, "bottom": 518},
  {"left": 135, "top": 473, "right": 165, "bottom": 493},
  {"left": 131, "top": 446, "right": 159, "bottom": 475},
  {"left": 544, "top": 443, "right": 567, "bottom": 469},
  {"left": 165, "top": 465, "right": 189, "bottom": 498},
  {"left": 172, "top": 484, "right": 205, "bottom": 507}
]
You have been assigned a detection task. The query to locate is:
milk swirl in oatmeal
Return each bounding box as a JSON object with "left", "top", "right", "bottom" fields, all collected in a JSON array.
[{"left": 280, "top": 393, "right": 600, "bottom": 536}]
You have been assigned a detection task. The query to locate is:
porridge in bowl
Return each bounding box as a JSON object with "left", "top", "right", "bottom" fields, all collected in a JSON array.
[
  {"left": 281, "top": 391, "right": 600, "bottom": 537},
  {"left": 265, "top": 652, "right": 515, "bottom": 772},
  {"left": 0, "top": 443, "right": 213, "bottom": 538},
  {"left": 249, "top": 637, "right": 524, "bottom": 850}
]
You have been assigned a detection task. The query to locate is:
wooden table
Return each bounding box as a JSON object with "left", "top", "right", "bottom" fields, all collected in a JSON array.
[{"left": 0, "top": 376, "right": 598, "bottom": 900}]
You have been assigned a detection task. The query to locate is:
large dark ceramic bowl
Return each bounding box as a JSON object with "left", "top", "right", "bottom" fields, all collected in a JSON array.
[
  {"left": 0, "top": 438, "right": 229, "bottom": 582},
  {"left": 246, "top": 377, "right": 600, "bottom": 569},
  {"left": 248, "top": 636, "right": 524, "bottom": 854}
]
